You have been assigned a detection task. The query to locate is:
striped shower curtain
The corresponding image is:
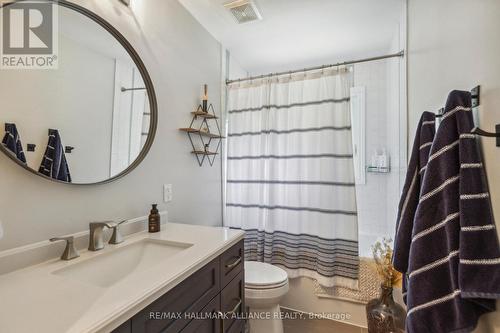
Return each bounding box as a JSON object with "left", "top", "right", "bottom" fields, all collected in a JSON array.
[{"left": 225, "top": 69, "right": 359, "bottom": 288}]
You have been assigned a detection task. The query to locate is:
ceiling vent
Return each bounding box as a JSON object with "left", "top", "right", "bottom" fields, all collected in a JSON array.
[{"left": 224, "top": 0, "right": 262, "bottom": 24}]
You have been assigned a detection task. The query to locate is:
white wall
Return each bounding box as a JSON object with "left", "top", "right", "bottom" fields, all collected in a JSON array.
[
  {"left": 0, "top": 0, "right": 224, "bottom": 251},
  {"left": 408, "top": 0, "right": 500, "bottom": 331},
  {"left": 228, "top": 54, "right": 248, "bottom": 81}
]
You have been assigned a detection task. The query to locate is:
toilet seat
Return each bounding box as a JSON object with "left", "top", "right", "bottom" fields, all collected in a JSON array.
[
  {"left": 245, "top": 261, "right": 288, "bottom": 290},
  {"left": 246, "top": 279, "right": 288, "bottom": 290}
]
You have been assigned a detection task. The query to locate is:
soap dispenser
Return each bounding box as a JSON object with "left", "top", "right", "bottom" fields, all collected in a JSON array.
[{"left": 148, "top": 204, "right": 161, "bottom": 233}]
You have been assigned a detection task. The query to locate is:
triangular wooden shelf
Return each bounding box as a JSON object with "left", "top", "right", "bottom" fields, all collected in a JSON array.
[
  {"left": 179, "top": 128, "right": 224, "bottom": 139},
  {"left": 191, "top": 111, "right": 218, "bottom": 119},
  {"left": 191, "top": 150, "right": 218, "bottom": 155},
  {"left": 180, "top": 102, "right": 224, "bottom": 166}
]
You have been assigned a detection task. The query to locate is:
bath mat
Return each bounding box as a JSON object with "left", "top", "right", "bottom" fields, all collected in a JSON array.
[{"left": 313, "top": 258, "right": 382, "bottom": 304}]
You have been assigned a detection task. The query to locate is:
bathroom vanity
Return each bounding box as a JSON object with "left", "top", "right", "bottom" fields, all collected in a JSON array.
[
  {"left": 113, "top": 238, "right": 245, "bottom": 333},
  {"left": 0, "top": 223, "right": 245, "bottom": 333}
]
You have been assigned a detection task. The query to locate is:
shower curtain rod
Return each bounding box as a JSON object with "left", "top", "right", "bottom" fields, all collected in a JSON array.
[{"left": 226, "top": 50, "right": 405, "bottom": 85}]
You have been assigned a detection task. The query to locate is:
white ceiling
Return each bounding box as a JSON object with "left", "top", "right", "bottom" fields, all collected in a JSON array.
[{"left": 179, "top": 0, "right": 403, "bottom": 76}]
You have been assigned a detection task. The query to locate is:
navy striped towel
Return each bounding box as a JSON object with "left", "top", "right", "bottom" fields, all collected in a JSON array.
[
  {"left": 399, "top": 90, "right": 500, "bottom": 332},
  {"left": 393, "top": 111, "right": 436, "bottom": 304},
  {"left": 39, "top": 129, "right": 72, "bottom": 182},
  {"left": 2, "top": 123, "right": 27, "bottom": 163}
]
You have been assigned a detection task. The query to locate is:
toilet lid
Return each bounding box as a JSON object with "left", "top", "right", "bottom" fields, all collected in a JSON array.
[{"left": 245, "top": 261, "right": 288, "bottom": 288}]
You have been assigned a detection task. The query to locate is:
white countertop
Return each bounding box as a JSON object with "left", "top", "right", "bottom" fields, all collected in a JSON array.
[{"left": 0, "top": 223, "right": 244, "bottom": 333}]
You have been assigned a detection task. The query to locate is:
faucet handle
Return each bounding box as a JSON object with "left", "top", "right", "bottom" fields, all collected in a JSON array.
[
  {"left": 50, "top": 236, "right": 80, "bottom": 261},
  {"left": 108, "top": 220, "right": 127, "bottom": 245}
]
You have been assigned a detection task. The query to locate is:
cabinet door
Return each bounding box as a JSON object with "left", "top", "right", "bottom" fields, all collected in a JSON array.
[
  {"left": 221, "top": 270, "right": 245, "bottom": 333},
  {"left": 220, "top": 241, "right": 244, "bottom": 288},
  {"left": 131, "top": 258, "right": 220, "bottom": 333},
  {"left": 180, "top": 296, "right": 221, "bottom": 333}
]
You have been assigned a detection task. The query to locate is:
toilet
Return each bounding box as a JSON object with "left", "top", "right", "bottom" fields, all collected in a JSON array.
[{"left": 245, "top": 261, "right": 289, "bottom": 333}]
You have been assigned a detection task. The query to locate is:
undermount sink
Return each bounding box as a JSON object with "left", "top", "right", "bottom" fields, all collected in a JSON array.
[{"left": 52, "top": 239, "right": 193, "bottom": 288}]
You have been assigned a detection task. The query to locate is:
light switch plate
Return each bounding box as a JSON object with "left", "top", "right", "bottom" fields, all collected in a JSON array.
[{"left": 163, "top": 184, "right": 172, "bottom": 203}]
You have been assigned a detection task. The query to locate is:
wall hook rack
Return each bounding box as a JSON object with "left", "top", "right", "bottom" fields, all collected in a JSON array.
[
  {"left": 471, "top": 125, "right": 500, "bottom": 147},
  {"left": 468, "top": 86, "right": 500, "bottom": 146},
  {"left": 434, "top": 86, "right": 499, "bottom": 146},
  {"left": 27, "top": 144, "right": 36, "bottom": 152}
]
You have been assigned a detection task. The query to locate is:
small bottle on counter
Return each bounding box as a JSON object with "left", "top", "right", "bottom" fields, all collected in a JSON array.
[{"left": 148, "top": 204, "right": 161, "bottom": 233}]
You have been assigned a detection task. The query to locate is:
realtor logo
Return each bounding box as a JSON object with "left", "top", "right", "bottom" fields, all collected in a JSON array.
[{"left": 1, "top": 1, "right": 58, "bottom": 69}]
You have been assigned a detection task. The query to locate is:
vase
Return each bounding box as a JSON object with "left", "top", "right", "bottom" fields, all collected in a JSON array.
[{"left": 366, "top": 284, "right": 406, "bottom": 333}]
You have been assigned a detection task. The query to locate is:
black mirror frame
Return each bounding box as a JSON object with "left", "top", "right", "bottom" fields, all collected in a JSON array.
[{"left": 0, "top": 0, "right": 158, "bottom": 185}]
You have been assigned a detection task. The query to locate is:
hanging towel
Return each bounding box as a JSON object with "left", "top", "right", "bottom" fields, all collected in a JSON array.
[
  {"left": 39, "top": 129, "right": 72, "bottom": 182},
  {"left": 393, "top": 111, "right": 436, "bottom": 304},
  {"left": 404, "top": 90, "right": 500, "bottom": 333},
  {"left": 2, "top": 123, "right": 27, "bottom": 163}
]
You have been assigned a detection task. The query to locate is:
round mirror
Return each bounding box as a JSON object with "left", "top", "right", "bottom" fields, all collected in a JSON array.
[{"left": 0, "top": 0, "right": 157, "bottom": 185}]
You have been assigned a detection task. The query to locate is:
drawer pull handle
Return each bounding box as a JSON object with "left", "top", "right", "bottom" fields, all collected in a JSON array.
[
  {"left": 228, "top": 299, "right": 242, "bottom": 315},
  {"left": 219, "top": 299, "right": 242, "bottom": 332},
  {"left": 225, "top": 256, "right": 242, "bottom": 269}
]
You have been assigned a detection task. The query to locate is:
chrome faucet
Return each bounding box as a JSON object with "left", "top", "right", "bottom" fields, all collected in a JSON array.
[
  {"left": 88, "top": 222, "right": 112, "bottom": 251},
  {"left": 50, "top": 236, "right": 80, "bottom": 260},
  {"left": 88, "top": 220, "right": 127, "bottom": 251}
]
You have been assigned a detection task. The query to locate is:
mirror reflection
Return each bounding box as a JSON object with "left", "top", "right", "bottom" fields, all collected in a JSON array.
[{"left": 0, "top": 5, "right": 153, "bottom": 184}]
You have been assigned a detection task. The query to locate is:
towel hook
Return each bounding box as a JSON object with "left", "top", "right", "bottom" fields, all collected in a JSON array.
[{"left": 471, "top": 125, "right": 500, "bottom": 147}]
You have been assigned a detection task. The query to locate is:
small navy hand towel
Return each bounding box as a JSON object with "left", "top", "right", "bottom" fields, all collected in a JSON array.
[
  {"left": 38, "top": 129, "right": 72, "bottom": 182},
  {"left": 2, "top": 123, "right": 27, "bottom": 164}
]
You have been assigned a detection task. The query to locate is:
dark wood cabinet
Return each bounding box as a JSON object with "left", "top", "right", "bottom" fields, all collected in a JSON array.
[
  {"left": 221, "top": 270, "right": 245, "bottom": 333},
  {"left": 112, "top": 240, "right": 245, "bottom": 333},
  {"left": 180, "top": 295, "right": 221, "bottom": 333},
  {"left": 220, "top": 240, "right": 244, "bottom": 288}
]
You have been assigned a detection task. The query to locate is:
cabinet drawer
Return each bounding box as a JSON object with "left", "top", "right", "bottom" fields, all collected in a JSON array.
[
  {"left": 221, "top": 270, "right": 245, "bottom": 333},
  {"left": 220, "top": 240, "right": 244, "bottom": 288},
  {"left": 131, "top": 257, "right": 220, "bottom": 333},
  {"left": 180, "top": 295, "right": 221, "bottom": 333}
]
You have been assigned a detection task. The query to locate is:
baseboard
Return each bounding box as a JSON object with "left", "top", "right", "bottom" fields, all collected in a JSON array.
[{"left": 280, "top": 306, "right": 368, "bottom": 329}]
